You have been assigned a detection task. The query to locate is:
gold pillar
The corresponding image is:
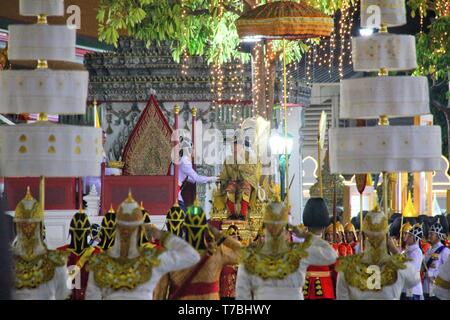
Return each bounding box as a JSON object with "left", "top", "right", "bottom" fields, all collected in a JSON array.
[
  {"left": 388, "top": 172, "right": 398, "bottom": 212},
  {"left": 413, "top": 172, "right": 421, "bottom": 214},
  {"left": 401, "top": 172, "right": 408, "bottom": 210},
  {"left": 447, "top": 189, "right": 450, "bottom": 214}
]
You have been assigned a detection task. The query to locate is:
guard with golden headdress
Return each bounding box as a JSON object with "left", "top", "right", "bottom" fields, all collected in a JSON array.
[
  {"left": 325, "top": 221, "right": 352, "bottom": 256},
  {"left": 344, "top": 222, "right": 358, "bottom": 254},
  {"left": 57, "top": 208, "right": 101, "bottom": 300},
  {"left": 153, "top": 199, "right": 242, "bottom": 300},
  {"left": 98, "top": 205, "right": 116, "bottom": 250},
  {"left": 235, "top": 198, "right": 337, "bottom": 300},
  {"left": 85, "top": 191, "right": 200, "bottom": 300},
  {"left": 336, "top": 210, "right": 421, "bottom": 299},
  {"left": 12, "top": 188, "right": 71, "bottom": 300}
]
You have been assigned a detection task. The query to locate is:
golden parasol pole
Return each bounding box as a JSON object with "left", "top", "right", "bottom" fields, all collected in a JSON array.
[
  {"left": 360, "top": 193, "right": 364, "bottom": 251},
  {"left": 318, "top": 134, "right": 322, "bottom": 197},
  {"left": 383, "top": 171, "right": 388, "bottom": 217},
  {"left": 283, "top": 38, "right": 289, "bottom": 200},
  {"left": 39, "top": 176, "right": 45, "bottom": 212},
  {"left": 399, "top": 211, "right": 404, "bottom": 249}
]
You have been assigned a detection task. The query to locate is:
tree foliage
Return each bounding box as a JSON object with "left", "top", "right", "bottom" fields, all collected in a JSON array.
[
  {"left": 97, "top": 0, "right": 344, "bottom": 64},
  {"left": 409, "top": 0, "right": 450, "bottom": 87}
]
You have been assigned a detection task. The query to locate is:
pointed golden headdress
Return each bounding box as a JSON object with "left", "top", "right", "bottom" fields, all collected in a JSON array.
[
  {"left": 14, "top": 187, "right": 43, "bottom": 222},
  {"left": 325, "top": 221, "right": 345, "bottom": 234},
  {"left": 115, "top": 190, "right": 144, "bottom": 226},
  {"left": 263, "top": 199, "right": 290, "bottom": 225},
  {"left": 362, "top": 211, "right": 388, "bottom": 236}
]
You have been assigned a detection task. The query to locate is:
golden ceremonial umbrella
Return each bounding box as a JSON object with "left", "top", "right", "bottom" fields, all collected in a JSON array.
[
  {"left": 236, "top": 0, "right": 334, "bottom": 198},
  {"left": 236, "top": 1, "right": 334, "bottom": 40}
]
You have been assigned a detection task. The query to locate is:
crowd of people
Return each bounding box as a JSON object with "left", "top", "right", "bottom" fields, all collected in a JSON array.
[{"left": 5, "top": 186, "right": 450, "bottom": 300}]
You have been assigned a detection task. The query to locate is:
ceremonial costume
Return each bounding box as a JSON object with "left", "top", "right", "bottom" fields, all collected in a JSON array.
[
  {"left": 423, "top": 217, "right": 450, "bottom": 299},
  {"left": 85, "top": 192, "right": 200, "bottom": 300},
  {"left": 220, "top": 225, "right": 241, "bottom": 300},
  {"left": 336, "top": 211, "right": 420, "bottom": 300},
  {"left": 217, "top": 130, "right": 260, "bottom": 221},
  {"left": 89, "top": 224, "right": 101, "bottom": 247},
  {"left": 401, "top": 222, "right": 424, "bottom": 300},
  {"left": 98, "top": 205, "right": 116, "bottom": 250},
  {"left": 236, "top": 200, "right": 338, "bottom": 300},
  {"left": 344, "top": 222, "right": 359, "bottom": 254},
  {"left": 154, "top": 202, "right": 242, "bottom": 300},
  {"left": 302, "top": 198, "right": 335, "bottom": 300},
  {"left": 325, "top": 222, "right": 352, "bottom": 256},
  {"left": 138, "top": 203, "right": 160, "bottom": 249},
  {"left": 58, "top": 210, "right": 101, "bottom": 300},
  {"left": 12, "top": 188, "right": 71, "bottom": 300},
  {"left": 165, "top": 203, "right": 186, "bottom": 237},
  {"left": 434, "top": 253, "right": 450, "bottom": 300}
]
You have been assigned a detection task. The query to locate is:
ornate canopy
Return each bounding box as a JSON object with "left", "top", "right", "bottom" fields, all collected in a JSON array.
[{"left": 236, "top": 1, "right": 334, "bottom": 40}]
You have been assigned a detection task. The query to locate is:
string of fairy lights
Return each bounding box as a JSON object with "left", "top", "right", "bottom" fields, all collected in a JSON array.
[
  {"left": 435, "top": 0, "right": 450, "bottom": 17},
  {"left": 206, "top": 0, "right": 367, "bottom": 124},
  {"left": 181, "top": 0, "right": 189, "bottom": 76}
]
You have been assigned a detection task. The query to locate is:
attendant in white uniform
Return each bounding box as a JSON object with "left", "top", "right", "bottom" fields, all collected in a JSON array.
[
  {"left": 423, "top": 216, "right": 450, "bottom": 299},
  {"left": 236, "top": 199, "right": 338, "bottom": 300},
  {"left": 171, "top": 136, "right": 216, "bottom": 211},
  {"left": 85, "top": 192, "right": 200, "bottom": 300},
  {"left": 336, "top": 210, "right": 420, "bottom": 300},
  {"left": 400, "top": 222, "right": 424, "bottom": 300}
]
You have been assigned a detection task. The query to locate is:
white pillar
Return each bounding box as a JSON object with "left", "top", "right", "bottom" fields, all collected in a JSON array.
[{"left": 287, "top": 107, "right": 303, "bottom": 225}]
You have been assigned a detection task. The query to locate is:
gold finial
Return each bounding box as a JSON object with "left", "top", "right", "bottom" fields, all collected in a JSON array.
[
  {"left": 174, "top": 105, "right": 180, "bottom": 115},
  {"left": 378, "top": 68, "right": 388, "bottom": 76},
  {"left": 24, "top": 186, "right": 33, "bottom": 200},
  {"left": 378, "top": 115, "right": 389, "bottom": 126},
  {"left": 140, "top": 201, "right": 144, "bottom": 210},
  {"left": 108, "top": 204, "right": 115, "bottom": 213},
  {"left": 371, "top": 193, "right": 380, "bottom": 212},
  {"left": 126, "top": 189, "right": 135, "bottom": 203},
  {"left": 192, "top": 107, "right": 197, "bottom": 117},
  {"left": 37, "top": 14, "right": 48, "bottom": 24},
  {"left": 38, "top": 112, "right": 48, "bottom": 121},
  {"left": 79, "top": 207, "right": 84, "bottom": 214},
  {"left": 193, "top": 197, "right": 200, "bottom": 207},
  {"left": 37, "top": 59, "right": 48, "bottom": 69},
  {"left": 403, "top": 192, "right": 417, "bottom": 217},
  {"left": 379, "top": 23, "right": 388, "bottom": 33},
  {"left": 93, "top": 98, "right": 101, "bottom": 128}
]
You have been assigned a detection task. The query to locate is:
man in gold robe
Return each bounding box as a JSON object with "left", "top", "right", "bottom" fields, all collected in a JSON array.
[{"left": 218, "top": 137, "right": 259, "bottom": 220}]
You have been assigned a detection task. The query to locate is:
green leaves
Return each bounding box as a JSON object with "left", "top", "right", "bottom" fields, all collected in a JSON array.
[{"left": 96, "top": 0, "right": 343, "bottom": 65}]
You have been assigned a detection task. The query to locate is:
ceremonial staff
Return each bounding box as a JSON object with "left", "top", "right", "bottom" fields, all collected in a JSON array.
[{"left": 355, "top": 174, "right": 367, "bottom": 252}]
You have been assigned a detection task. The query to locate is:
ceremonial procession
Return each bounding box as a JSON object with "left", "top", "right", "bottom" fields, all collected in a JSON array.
[{"left": 1, "top": 0, "right": 450, "bottom": 309}]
